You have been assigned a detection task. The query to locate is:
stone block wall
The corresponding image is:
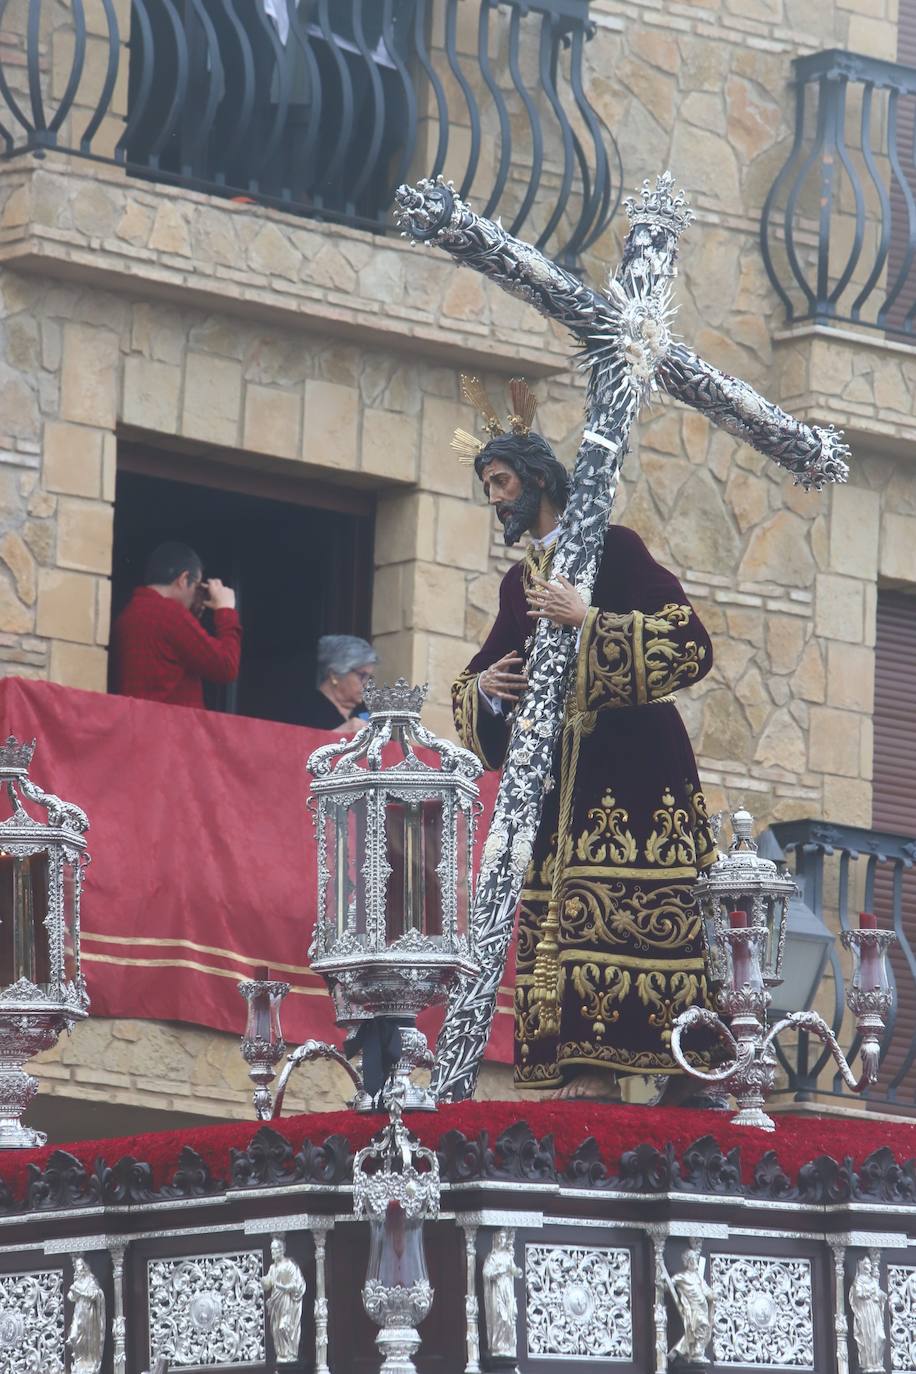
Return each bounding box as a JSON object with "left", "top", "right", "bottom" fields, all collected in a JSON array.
[
  {"left": 2, "top": 0, "right": 916, "bottom": 1130},
  {"left": 0, "top": 3, "right": 906, "bottom": 815}
]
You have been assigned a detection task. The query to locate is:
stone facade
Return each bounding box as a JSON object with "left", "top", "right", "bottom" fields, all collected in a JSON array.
[{"left": 1, "top": 0, "right": 914, "bottom": 1129}]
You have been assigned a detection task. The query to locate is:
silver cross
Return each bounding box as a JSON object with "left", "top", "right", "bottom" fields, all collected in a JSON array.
[{"left": 395, "top": 173, "right": 849, "bottom": 1103}]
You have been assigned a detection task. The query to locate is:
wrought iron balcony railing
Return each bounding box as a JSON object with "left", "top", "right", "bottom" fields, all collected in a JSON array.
[
  {"left": 769, "top": 819, "right": 916, "bottom": 1112},
  {"left": 762, "top": 49, "right": 916, "bottom": 336},
  {"left": 0, "top": 0, "right": 620, "bottom": 263}
]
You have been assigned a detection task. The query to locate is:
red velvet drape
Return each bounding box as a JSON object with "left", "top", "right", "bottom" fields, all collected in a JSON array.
[{"left": 0, "top": 680, "right": 511, "bottom": 1059}]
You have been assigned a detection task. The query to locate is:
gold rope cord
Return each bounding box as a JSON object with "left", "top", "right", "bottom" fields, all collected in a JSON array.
[{"left": 530, "top": 699, "right": 587, "bottom": 1038}]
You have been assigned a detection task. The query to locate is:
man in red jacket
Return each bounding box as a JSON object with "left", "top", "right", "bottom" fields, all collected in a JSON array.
[{"left": 112, "top": 542, "right": 242, "bottom": 708}]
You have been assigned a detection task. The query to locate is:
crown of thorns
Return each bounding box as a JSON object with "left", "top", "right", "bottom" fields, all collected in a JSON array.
[{"left": 451, "top": 374, "right": 539, "bottom": 463}]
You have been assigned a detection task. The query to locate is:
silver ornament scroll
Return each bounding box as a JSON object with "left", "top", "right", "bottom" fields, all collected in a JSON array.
[{"left": 394, "top": 174, "right": 850, "bottom": 1104}]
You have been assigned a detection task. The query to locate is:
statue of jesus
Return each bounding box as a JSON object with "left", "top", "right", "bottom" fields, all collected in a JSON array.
[{"left": 452, "top": 376, "right": 717, "bottom": 1101}]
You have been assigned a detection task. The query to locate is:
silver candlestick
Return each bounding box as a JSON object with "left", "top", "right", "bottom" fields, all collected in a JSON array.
[
  {"left": 238, "top": 970, "right": 290, "bottom": 1120},
  {"left": 670, "top": 906, "right": 889, "bottom": 1132}
]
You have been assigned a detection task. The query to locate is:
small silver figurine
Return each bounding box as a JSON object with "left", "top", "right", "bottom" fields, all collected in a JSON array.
[
  {"left": 483, "top": 1229, "right": 522, "bottom": 1361},
  {"left": 262, "top": 1236, "right": 306, "bottom": 1364},
  {"left": 849, "top": 1255, "right": 887, "bottom": 1374},
  {"left": 666, "top": 1241, "right": 714, "bottom": 1366},
  {"left": 67, "top": 1256, "right": 105, "bottom": 1374}
]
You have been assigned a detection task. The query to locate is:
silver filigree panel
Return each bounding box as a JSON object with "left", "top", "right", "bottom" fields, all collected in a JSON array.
[
  {"left": 147, "top": 1252, "right": 265, "bottom": 1367},
  {"left": 525, "top": 1243, "right": 632, "bottom": 1361},
  {"left": 889, "top": 1265, "right": 916, "bottom": 1373},
  {"left": 0, "top": 1268, "right": 65, "bottom": 1374},
  {"left": 711, "top": 1255, "right": 814, "bottom": 1369}
]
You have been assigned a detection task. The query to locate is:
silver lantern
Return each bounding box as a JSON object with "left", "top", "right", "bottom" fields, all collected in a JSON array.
[
  {"left": 0, "top": 736, "right": 89, "bottom": 1148},
  {"left": 307, "top": 680, "right": 481, "bottom": 1111},
  {"left": 672, "top": 808, "right": 894, "bottom": 1130},
  {"left": 693, "top": 807, "right": 797, "bottom": 989}
]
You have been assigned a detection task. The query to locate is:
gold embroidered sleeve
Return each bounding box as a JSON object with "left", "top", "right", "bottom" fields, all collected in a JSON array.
[
  {"left": 576, "top": 603, "right": 709, "bottom": 712},
  {"left": 452, "top": 669, "right": 509, "bottom": 771}
]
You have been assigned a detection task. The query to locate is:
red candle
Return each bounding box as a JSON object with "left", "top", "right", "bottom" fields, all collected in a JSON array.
[
  {"left": 859, "top": 912, "right": 877, "bottom": 929},
  {"left": 254, "top": 964, "right": 270, "bottom": 980},
  {"left": 729, "top": 909, "right": 749, "bottom": 928}
]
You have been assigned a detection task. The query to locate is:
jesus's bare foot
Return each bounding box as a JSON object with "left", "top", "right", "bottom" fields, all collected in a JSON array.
[{"left": 546, "top": 1070, "right": 622, "bottom": 1103}]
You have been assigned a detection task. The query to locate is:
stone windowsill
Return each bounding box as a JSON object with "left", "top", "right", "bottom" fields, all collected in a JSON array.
[
  {"left": 0, "top": 154, "right": 573, "bottom": 377},
  {"left": 773, "top": 323, "right": 916, "bottom": 457}
]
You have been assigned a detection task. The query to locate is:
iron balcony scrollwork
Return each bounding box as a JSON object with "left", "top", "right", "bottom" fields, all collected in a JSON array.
[
  {"left": 762, "top": 47, "right": 916, "bottom": 335},
  {"left": 0, "top": 0, "right": 620, "bottom": 262}
]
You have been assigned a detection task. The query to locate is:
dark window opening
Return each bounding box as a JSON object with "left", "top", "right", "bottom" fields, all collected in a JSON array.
[{"left": 111, "top": 464, "right": 374, "bottom": 725}]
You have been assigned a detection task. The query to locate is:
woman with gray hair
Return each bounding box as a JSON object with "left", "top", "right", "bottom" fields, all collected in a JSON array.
[{"left": 303, "top": 634, "right": 378, "bottom": 733}]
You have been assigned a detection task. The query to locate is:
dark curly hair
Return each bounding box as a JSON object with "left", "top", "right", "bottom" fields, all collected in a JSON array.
[{"left": 474, "top": 431, "right": 571, "bottom": 510}]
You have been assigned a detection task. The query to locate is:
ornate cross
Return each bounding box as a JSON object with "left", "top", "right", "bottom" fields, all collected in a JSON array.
[{"left": 394, "top": 173, "right": 850, "bottom": 1103}]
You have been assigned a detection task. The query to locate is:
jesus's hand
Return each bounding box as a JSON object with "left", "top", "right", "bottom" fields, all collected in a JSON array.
[
  {"left": 478, "top": 652, "right": 528, "bottom": 704},
  {"left": 526, "top": 575, "right": 587, "bottom": 628}
]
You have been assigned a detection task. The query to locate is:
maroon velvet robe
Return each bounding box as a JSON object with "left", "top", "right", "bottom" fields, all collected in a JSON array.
[{"left": 453, "top": 524, "right": 718, "bottom": 1086}]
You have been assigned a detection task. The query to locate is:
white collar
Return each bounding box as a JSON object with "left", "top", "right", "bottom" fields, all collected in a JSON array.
[{"left": 529, "top": 526, "right": 560, "bottom": 554}]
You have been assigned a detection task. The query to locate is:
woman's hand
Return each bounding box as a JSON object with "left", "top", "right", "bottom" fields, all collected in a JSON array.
[
  {"left": 478, "top": 651, "right": 528, "bottom": 704},
  {"left": 526, "top": 574, "right": 587, "bottom": 628}
]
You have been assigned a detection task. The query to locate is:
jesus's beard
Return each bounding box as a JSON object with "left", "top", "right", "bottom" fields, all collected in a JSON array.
[{"left": 497, "top": 480, "right": 543, "bottom": 546}]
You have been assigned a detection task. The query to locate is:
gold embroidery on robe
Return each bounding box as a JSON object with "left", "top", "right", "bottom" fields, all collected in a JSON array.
[
  {"left": 452, "top": 667, "right": 504, "bottom": 771},
  {"left": 575, "top": 790, "right": 638, "bottom": 866},
  {"left": 556, "top": 878, "right": 702, "bottom": 952},
  {"left": 644, "top": 787, "right": 697, "bottom": 868},
  {"left": 577, "top": 602, "right": 708, "bottom": 712},
  {"left": 687, "top": 783, "right": 718, "bottom": 870},
  {"left": 565, "top": 961, "right": 628, "bottom": 1035},
  {"left": 635, "top": 968, "right": 706, "bottom": 1041}
]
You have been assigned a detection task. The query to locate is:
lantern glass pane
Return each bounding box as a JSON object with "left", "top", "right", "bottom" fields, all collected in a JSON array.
[
  {"left": 385, "top": 799, "right": 444, "bottom": 941},
  {"left": 62, "top": 861, "right": 78, "bottom": 983},
  {"left": 365, "top": 1200, "right": 428, "bottom": 1290},
  {"left": 762, "top": 897, "right": 782, "bottom": 981},
  {"left": 456, "top": 811, "right": 469, "bottom": 941},
  {"left": 244, "top": 985, "right": 283, "bottom": 1047},
  {"left": 0, "top": 851, "right": 50, "bottom": 988},
  {"left": 328, "top": 798, "right": 368, "bottom": 942},
  {"left": 849, "top": 937, "right": 890, "bottom": 997}
]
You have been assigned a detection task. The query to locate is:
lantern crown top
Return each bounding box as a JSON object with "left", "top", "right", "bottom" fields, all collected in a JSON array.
[
  {"left": 731, "top": 808, "right": 756, "bottom": 852},
  {"left": 363, "top": 678, "right": 428, "bottom": 718},
  {"left": 698, "top": 807, "right": 796, "bottom": 898},
  {"left": 0, "top": 735, "right": 35, "bottom": 775}
]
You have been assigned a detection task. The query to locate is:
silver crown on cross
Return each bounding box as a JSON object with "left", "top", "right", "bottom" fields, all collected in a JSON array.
[{"left": 624, "top": 171, "right": 693, "bottom": 237}]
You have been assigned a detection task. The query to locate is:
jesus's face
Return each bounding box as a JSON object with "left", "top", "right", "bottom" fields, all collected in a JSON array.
[{"left": 480, "top": 458, "right": 543, "bottom": 546}]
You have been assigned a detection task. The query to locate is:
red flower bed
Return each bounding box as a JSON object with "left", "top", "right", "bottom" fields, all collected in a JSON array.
[{"left": 2, "top": 1100, "right": 914, "bottom": 1206}]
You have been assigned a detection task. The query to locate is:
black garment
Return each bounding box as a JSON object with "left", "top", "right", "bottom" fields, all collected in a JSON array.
[{"left": 302, "top": 687, "right": 358, "bottom": 730}]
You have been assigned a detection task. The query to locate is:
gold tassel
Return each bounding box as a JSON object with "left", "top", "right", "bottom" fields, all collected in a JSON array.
[
  {"left": 508, "top": 377, "right": 538, "bottom": 435},
  {"left": 532, "top": 899, "right": 562, "bottom": 1038},
  {"left": 529, "top": 706, "right": 583, "bottom": 1040}
]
